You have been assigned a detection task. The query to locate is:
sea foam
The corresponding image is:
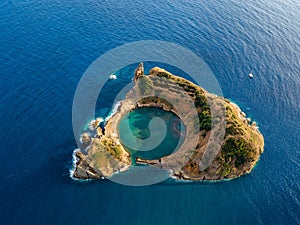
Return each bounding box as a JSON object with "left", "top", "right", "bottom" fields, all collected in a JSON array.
[
  {"left": 105, "top": 101, "right": 121, "bottom": 122},
  {"left": 69, "top": 148, "right": 80, "bottom": 180}
]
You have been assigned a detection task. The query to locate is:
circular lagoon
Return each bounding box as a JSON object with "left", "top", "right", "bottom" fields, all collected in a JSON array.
[{"left": 118, "top": 107, "right": 186, "bottom": 161}]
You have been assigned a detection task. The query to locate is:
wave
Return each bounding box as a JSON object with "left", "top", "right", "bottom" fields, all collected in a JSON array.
[
  {"left": 69, "top": 148, "right": 80, "bottom": 180},
  {"left": 69, "top": 148, "right": 96, "bottom": 182},
  {"left": 105, "top": 101, "right": 122, "bottom": 122},
  {"left": 88, "top": 117, "right": 104, "bottom": 131}
]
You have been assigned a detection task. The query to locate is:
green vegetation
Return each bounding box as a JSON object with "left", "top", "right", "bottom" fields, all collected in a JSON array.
[
  {"left": 89, "top": 141, "right": 111, "bottom": 169},
  {"left": 225, "top": 124, "right": 244, "bottom": 136},
  {"left": 157, "top": 71, "right": 197, "bottom": 93},
  {"left": 113, "top": 146, "right": 122, "bottom": 158},
  {"left": 225, "top": 125, "right": 239, "bottom": 135},
  {"left": 101, "top": 138, "right": 124, "bottom": 161},
  {"left": 194, "top": 91, "right": 207, "bottom": 108},
  {"left": 157, "top": 71, "right": 171, "bottom": 79},
  {"left": 138, "top": 76, "right": 153, "bottom": 95},
  {"left": 220, "top": 162, "right": 231, "bottom": 177},
  {"left": 154, "top": 71, "right": 212, "bottom": 131},
  {"left": 194, "top": 91, "right": 211, "bottom": 131},
  {"left": 222, "top": 138, "right": 253, "bottom": 168},
  {"left": 225, "top": 106, "right": 244, "bottom": 136},
  {"left": 76, "top": 66, "right": 264, "bottom": 181},
  {"left": 138, "top": 96, "right": 175, "bottom": 110}
]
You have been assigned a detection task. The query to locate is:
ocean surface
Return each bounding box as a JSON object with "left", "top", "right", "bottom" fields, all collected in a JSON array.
[{"left": 0, "top": 0, "right": 299, "bottom": 224}]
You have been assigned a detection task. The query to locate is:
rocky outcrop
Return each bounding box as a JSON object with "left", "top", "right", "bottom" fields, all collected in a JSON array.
[
  {"left": 133, "top": 62, "right": 144, "bottom": 82},
  {"left": 80, "top": 132, "right": 91, "bottom": 144},
  {"left": 73, "top": 150, "right": 103, "bottom": 179},
  {"left": 72, "top": 64, "right": 264, "bottom": 181},
  {"left": 73, "top": 137, "right": 131, "bottom": 180}
]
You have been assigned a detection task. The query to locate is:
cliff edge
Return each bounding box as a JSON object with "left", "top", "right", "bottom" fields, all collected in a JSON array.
[{"left": 72, "top": 63, "right": 264, "bottom": 181}]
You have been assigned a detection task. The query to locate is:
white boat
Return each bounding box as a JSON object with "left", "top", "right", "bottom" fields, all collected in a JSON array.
[
  {"left": 109, "top": 74, "right": 117, "bottom": 80},
  {"left": 249, "top": 72, "right": 254, "bottom": 78}
]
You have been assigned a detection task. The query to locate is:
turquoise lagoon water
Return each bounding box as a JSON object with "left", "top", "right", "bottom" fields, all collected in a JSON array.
[{"left": 118, "top": 107, "right": 185, "bottom": 161}]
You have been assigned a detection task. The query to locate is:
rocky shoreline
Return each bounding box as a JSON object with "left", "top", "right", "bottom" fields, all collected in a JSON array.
[{"left": 72, "top": 63, "right": 264, "bottom": 182}]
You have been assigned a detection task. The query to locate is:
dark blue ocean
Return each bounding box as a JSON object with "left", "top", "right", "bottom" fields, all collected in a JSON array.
[{"left": 0, "top": 0, "right": 299, "bottom": 224}]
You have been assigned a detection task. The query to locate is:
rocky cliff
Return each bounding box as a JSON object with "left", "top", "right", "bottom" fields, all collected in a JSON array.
[{"left": 72, "top": 63, "right": 264, "bottom": 181}]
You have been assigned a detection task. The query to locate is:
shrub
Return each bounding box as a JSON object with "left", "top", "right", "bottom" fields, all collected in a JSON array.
[
  {"left": 222, "top": 138, "right": 252, "bottom": 167},
  {"left": 194, "top": 94, "right": 207, "bottom": 108},
  {"left": 198, "top": 110, "right": 212, "bottom": 130},
  {"left": 113, "top": 146, "right": 122, "bottom": 157}
]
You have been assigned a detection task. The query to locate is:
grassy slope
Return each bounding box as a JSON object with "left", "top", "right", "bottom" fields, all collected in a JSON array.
[
  {"left": 86, "top": 66, "right": 264, "bottom": 180},
  {"left": 139, "top": 67, "right": 264, "bottom": 179}
]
